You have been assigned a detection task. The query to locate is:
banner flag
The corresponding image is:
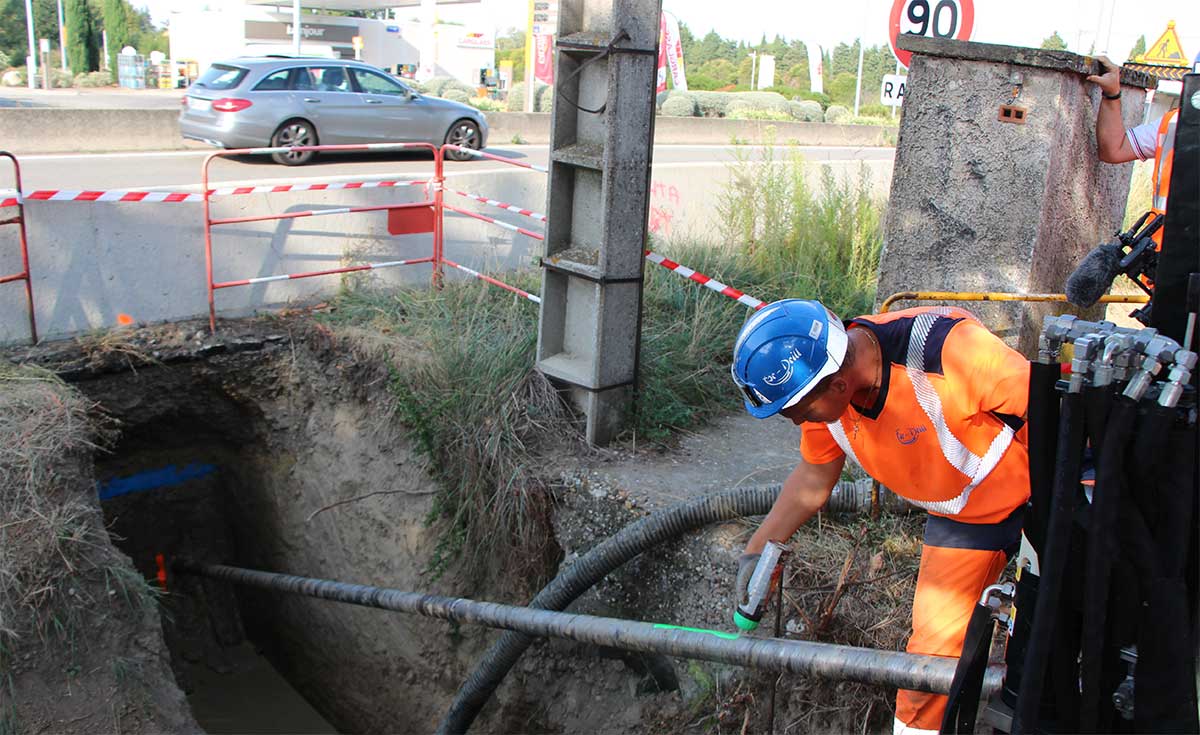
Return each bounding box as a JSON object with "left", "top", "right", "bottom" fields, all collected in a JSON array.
[
  {"left": 662, "top": 12, "right": 687, "bottom": 91},
  {"left": 656, "top": 14, "right": 668, "bottom": 93},
  {"left": 806, "top": 42, "right": 823, "bottom": 95}
]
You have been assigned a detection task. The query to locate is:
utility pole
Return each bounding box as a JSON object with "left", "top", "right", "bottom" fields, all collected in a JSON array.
[
  {"left": 56, "top": 0, "right": 66, "bottom": 70},
  {"left": 24, "top": 0, "right": 36, "bottom": 89},
  {"left": 853, "top": 37, "right": 865, "bottom": 116},
  {"left": 749, "top": 50, "right": 757, "bottom": 90},
  {"left": 524, "top": 0, "right": 535, "bottom": 112},
  {"left": 292, "top": 0, "right": 301, "bottom": 56}
]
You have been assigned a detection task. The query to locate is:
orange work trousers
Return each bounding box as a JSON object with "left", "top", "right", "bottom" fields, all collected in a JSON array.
[{"left": 893, "top": 510, "right": 1022, "bottom": 735}]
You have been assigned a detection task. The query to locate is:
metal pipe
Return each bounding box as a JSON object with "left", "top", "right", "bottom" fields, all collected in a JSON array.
[
  {"left": 879, "top": 290, "right": 1150, "bottom": 314},
  {"left": 174, "top": 560, "right": 1003, "bottom": 698}
]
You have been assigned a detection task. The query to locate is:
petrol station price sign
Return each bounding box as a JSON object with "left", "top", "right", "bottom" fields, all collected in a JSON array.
[{"left": 889, "top": 0, "right": 974, "bottom": 69}]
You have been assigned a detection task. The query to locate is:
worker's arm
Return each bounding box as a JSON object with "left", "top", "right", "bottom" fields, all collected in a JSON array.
[
  {"left": 744, "top": 453, "right": 844, "bottom": 554},
  {"left": 1087, "top": 56, "right": 1138, "bottom": 164}
]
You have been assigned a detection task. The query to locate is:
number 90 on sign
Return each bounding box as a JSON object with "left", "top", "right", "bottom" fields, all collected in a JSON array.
[{"left": 888, "top": 0, "right": 974, "bottom": 69}]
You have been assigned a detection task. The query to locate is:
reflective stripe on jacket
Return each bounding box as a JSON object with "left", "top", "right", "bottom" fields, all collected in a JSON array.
[
  {"left": 800, "top": 306, "right": 1031, "bottom": 524},
  {"left": 1151, "top": 109, "right": 1178, "bottom": 245}
]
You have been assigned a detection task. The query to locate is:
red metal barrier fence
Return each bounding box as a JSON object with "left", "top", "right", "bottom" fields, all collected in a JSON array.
[
  {"left": 203, "top": 142, "right": 443, "bottom": 332},
  {"left": 3, "top": 142, "right": 765, "bottom": 341},
  {"left": 0, "top": 151, "right": 36, "bottom": 343}
]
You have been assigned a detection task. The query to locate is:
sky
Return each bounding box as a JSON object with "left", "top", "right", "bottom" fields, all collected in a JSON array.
[{"left": 138, "top": 0, "right": 1200, "bottom": 65}]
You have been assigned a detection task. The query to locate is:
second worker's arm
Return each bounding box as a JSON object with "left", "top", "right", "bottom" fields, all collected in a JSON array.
[
  {"left": 744, "top": 453, "right": 844, "bottom": 555},
  {"left": 1087, "top": 55, "right": 1138, "bottom": 163}
]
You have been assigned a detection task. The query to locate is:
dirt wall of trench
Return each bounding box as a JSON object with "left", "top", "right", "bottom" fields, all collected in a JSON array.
[{"left": 7, "top": 318, "right": 915, "bottom": 734}]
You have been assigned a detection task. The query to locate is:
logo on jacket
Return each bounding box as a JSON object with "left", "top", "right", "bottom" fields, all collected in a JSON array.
[{"left": 896, "top": 426, "right": 927, "bottom": 445}]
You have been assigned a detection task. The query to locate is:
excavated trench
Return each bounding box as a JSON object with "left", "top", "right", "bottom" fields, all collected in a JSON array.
[
  {"left": 49, "top": 322, "right": 727, "bottom": 735},
  {"left": 16, "top": 314, "right": 910, "bottom": 735},
  {"left": 58, "top": 324, "right": 563, "bottom": 734}
]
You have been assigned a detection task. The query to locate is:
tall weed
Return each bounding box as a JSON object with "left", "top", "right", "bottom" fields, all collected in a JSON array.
[{"left": 717, "top": 145, "right": 885, "bottom": 319}]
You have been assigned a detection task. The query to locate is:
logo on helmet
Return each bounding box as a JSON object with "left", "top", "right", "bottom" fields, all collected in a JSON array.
[{"left": 762, "top": 348, "right": 805, "bottom": 387}]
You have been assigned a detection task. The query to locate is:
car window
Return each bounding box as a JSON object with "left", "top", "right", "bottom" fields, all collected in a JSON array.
[
  {"left": 351, "top": 69, "right": 408, "bottom": 96},
  {"left": 302, "top": 66, "right": 352, "bottom": 93},
  {"left": 194, "top": 64, "right": 248, "bottom": 90},
  {"left": 253, "top": 68, "right": 293, "bottom": 92}
]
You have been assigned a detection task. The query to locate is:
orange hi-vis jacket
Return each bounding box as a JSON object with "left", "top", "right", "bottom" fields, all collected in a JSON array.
[
  {"left": 1151, "top": 109, "right": 1178, "bottom": 247},
  {"left": 801, "top": 306, "right": 1031, "bottom": 525}
]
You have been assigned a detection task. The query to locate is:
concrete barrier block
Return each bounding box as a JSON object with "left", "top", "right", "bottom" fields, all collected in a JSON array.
[{"left": 0, "top": 109, "right": 185, "bottom": 154}]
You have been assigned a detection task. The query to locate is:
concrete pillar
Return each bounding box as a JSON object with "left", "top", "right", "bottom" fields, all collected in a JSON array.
[
  {"left": 877, "top": 37, "right": 1154, "bottom": 350},
  {"left": 535, "top": 0, "right": 661, "bottom": 445}
]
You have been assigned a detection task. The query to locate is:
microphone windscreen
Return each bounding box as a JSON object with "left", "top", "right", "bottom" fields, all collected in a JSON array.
[{"left": 1066, "top": 243, "right": 1123, "bottom": 308}]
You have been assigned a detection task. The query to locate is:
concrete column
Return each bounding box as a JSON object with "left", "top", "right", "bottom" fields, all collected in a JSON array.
[
  {"left": 877, "top": 37, "right": 1154, "bottom": 350},
  {"left": 535, "top": 0, "right": 662, "bottom": 445}
]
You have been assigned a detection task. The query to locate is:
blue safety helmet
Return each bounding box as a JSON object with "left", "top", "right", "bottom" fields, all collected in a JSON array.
[{"left": 730, "top": 299, "right": 848, "bottom": 419}]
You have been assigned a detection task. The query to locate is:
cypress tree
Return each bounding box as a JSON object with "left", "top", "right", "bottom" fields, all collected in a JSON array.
[
  {"left": 65, "top": 0, "right": 98, "bottom": 73},
  {"left": 101, "top": 0, "right": 128, "bottom": 73}
]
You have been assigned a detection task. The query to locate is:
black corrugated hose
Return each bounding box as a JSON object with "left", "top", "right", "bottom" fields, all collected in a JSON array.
[
  {"left": 436, "top": 484, "right": 782, "bottom": 734},
  {"left": 1012, "top": 391, "right": 1087, "bottom": 734}
]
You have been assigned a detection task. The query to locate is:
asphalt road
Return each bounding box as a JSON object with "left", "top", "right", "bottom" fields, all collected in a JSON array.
[{"left": 11, "top": 144, "right": 896, "bottom": 191}]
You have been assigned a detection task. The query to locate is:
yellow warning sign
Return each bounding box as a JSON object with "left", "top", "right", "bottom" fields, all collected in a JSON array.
[{"left": 1138, "top": 21, "right": 1188, "bottom": 66}]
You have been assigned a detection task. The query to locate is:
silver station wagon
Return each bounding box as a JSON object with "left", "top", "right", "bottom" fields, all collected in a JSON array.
[{"left": 180, "top": 57, "right": 488, "bottom": 165}]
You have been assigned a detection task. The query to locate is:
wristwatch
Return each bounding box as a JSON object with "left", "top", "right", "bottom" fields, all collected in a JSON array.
[{"left": 1103, "top": 90, "right": 1121, "bottom": 100}]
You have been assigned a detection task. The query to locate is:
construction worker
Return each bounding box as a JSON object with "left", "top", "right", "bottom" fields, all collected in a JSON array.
[
  {"left": 730, "top": 299, "right": 1031, "bottom": 735},
  {"left": 1088, "top": 55, "right": 1176, "bottom": 246}
]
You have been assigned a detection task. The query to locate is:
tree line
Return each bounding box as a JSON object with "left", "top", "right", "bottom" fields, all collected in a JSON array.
[
  {"left": 0, "top": 0, "right": 166, "bottom": 72},
  {"left": 673, "top": 23, "right": 902, "bottom": 112}
]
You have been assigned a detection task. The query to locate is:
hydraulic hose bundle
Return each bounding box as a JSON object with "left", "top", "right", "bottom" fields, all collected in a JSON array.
[{"left": 1003, "top": 314, "right": 1198, "bottom": 734}]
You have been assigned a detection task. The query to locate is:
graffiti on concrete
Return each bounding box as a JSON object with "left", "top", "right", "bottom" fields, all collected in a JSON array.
[{"left": 649, "top": 181, "right": 682, "bottom": 236}]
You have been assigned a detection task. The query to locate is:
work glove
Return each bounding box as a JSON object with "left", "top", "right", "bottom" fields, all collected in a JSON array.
[{"left": 734, "top": 552, "right": 760, "bottom": 608}]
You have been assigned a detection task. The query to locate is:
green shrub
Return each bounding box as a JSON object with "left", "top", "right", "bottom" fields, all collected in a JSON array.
[
  {"left": 424, "top": 76, "right": 455, "bottom": 96},
  {"left": 506, "top": 82, "right": 527, "bottom": 111},
  {"left": 537, "top": 84, "right": 555, "bottom": 112},
  {"left": 0, "top": 50, "right": 10, "bottom": 69},
  {"left": 794, "top": 90, "right": 831, "bottom": 109},
  {"left": 661, "top": 94, "right": 697, "bottom": 117},
  {"left": 46, "top": 68, "right": 73, "bottom": 88},
  {"left": 505, "top": 82, "right": 549, "bottom": 112},
  {"left": 1, "top": 67, "right": 25, "bottom": 86},
  {"left": 726, "top": 101, "right": 791, "bottom": 121},
  {"left": 469, "top": 96, "right": 503, "bottom": 112},
  {"left": 824, "top": 104, "right": 851, "bottom": 124},
  {"left": 73, "top": 70, "right": 112, "bottom": 87},
  {"left": 789, "top": 100, "right": 823, "bottom": 122},
  {"left": 731, "top": 91, "right": 789, "bottom": 114},
  {"left": 442, "top": 89, "right": 470, "bottom": 104},
  {"left": 656, "top": 88, "right": 690, "bottom": 108},
  {"left": 844, "top": 115, "right": 893, "bottom": 127},
  {"left": 859, "top": 104, "right": 890, "bottom": 118},
  {"left": 442, "top": 80, "right": 476, "bottom": 97},
  {"left": 691, "top": 90, "right": 732, "bottom": 117}
]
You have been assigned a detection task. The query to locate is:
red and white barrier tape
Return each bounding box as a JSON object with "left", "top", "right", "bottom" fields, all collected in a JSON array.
[
  {"left": 0, "top": 189, "right": 18, "bottom": 208},
  {"left": 444, "top": 203, "right": 545, "bottom": 240},
  {"left": 9, "top": 178, "right": 429, "bottom": 204},
  {"left": 441, "top": 257, "right": 541, "bottom": 303},
  {"left": 440, "top": 201, "right": 764, "bottom": 311},
  {"left": 446, "top": 146, "right": 550, "bottom": 174},
  {"left": 447, "top": 189, "right": 546, "bottom": 222},
  {"left": 214, "top": 257, "right": 433, "bottom": 289},
  {"left": 643, "top": 250, "right": 765, "bottom": 310}
]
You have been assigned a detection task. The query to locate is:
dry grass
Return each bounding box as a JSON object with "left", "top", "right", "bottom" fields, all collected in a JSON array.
[{"left": 0, "top": 364, "right": 113, "bottom": 651}]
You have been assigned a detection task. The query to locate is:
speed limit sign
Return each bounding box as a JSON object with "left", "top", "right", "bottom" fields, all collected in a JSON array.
[{"left": 889, "top": 0, "right": 974, "bottom": 68}]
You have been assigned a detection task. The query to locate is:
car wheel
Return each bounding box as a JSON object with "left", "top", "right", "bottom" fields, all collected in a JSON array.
[
  {"left": 444, "top": 120, "right": 482, "bottom": 161},
  {"left": 270, "top": 120, "right": 318, "bottom": 165}
]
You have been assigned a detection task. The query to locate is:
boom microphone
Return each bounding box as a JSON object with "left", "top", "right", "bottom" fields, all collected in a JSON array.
[{"left": 1066, "top": 242, "right": 1123, "bottom": 308}]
